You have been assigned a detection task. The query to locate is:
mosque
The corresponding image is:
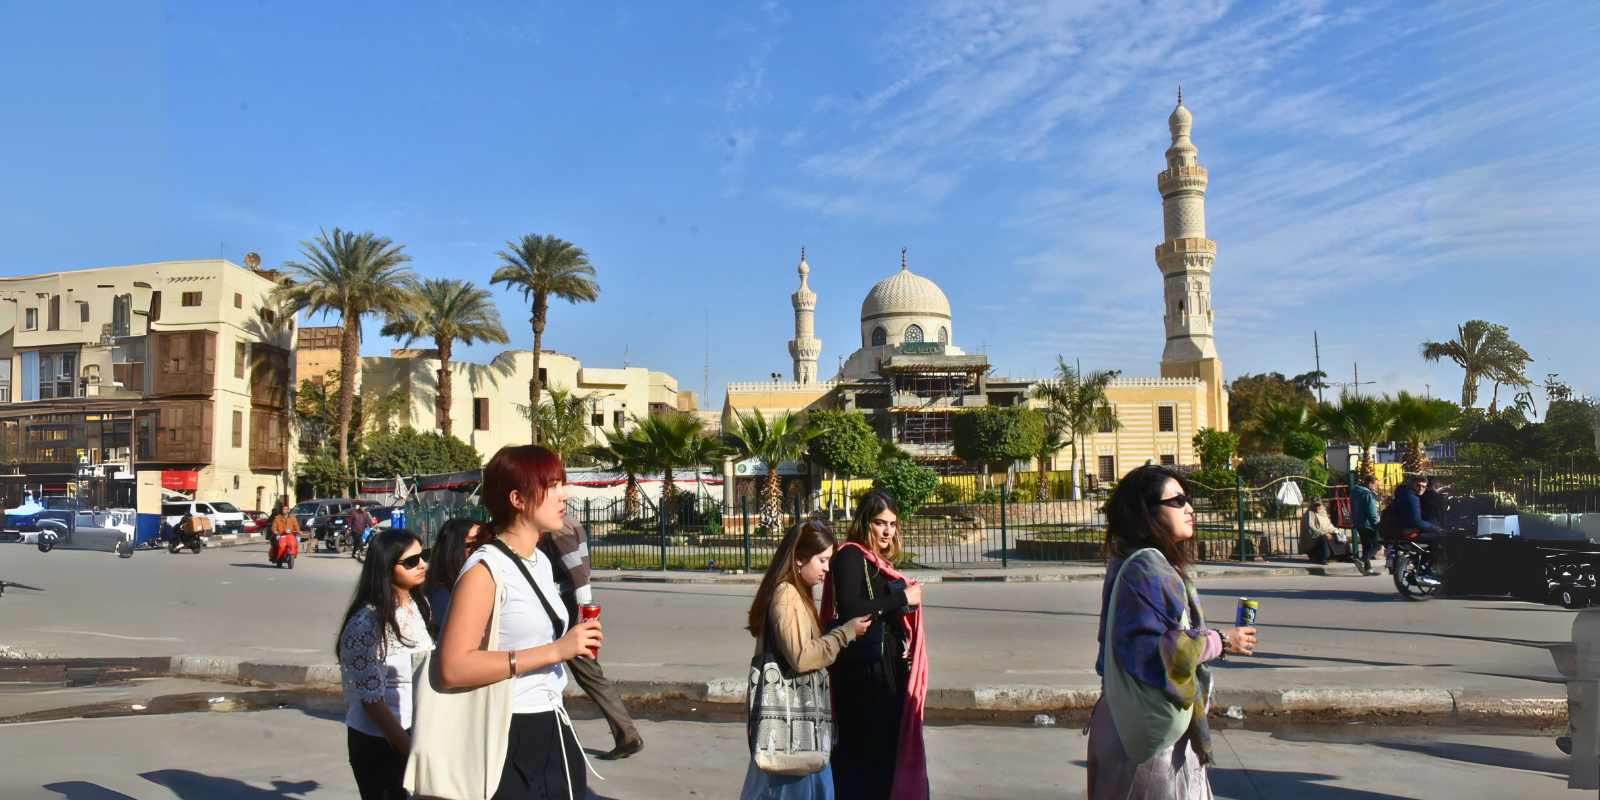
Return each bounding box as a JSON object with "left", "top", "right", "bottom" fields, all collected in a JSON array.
[{"left": 722, "top": 96, "right": 1227, "bottom": 496}]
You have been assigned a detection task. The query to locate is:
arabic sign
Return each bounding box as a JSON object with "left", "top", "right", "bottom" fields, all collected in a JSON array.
[
  {"left": 734, "top": 458, "right": 808, "bottom": 476},
  {"left": 898, "top": 342, "right": 945, "bottom": 356},
  {"left": 161, "top": 471, "right": 199, "bottom": 490}
]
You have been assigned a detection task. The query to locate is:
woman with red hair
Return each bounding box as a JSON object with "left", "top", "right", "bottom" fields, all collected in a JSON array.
[{"left": 436, "top": 445, "right": 604, "bottom": 800}]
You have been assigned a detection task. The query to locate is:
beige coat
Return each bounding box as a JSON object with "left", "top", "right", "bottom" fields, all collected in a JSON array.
[
  {"left": 756, "top": 582, "right": 859, "bottom": 672},
  {"left": 1298, "top": 508, "right": 1342, "bottom": 555}
]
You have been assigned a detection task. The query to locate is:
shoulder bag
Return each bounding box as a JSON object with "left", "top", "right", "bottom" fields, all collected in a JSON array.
[
  {"left": 404, "top": 550, "right": 514, "bottom": 800},
  {"left": 748, "top": 627, "right": 832, "bottom": 776},
  {"left": 1101, "top": 548, "right": 1195, "bottom": 764},
  {"left": 827, "top": 560, "right": 884, "bottom": 668}
]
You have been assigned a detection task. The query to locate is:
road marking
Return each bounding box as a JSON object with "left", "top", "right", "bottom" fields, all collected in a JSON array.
[{"left": 31, "top": 629, "right": 185, "bottom": 642}]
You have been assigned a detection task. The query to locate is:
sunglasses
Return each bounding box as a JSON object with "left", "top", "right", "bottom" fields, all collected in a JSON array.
[
  {"left": 1151, "top": 494, "right": 1192, "bottom": 509},
  {"left": 399, "top": 550, "right": 430, "bottom": 570}
]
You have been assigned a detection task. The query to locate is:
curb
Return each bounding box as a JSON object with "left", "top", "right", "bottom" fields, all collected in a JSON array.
[{"left": 593, "top": 564, "right": 1362, "bottom": 585}]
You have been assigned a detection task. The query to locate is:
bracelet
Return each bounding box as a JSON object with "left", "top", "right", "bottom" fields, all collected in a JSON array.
[
  {"left": 1216, "top": 630, "right": 1229, "bottom": 660},
  {"left": 508, "top": 651, "right": 517, "bottom": 678}
]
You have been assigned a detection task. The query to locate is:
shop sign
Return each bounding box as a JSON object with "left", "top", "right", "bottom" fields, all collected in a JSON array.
[
  {"left": 161, "top": 471, "right": 200, "bottom": 490},
  {"left": 734, "top": 458, "right": 808, "bottom": 476}
]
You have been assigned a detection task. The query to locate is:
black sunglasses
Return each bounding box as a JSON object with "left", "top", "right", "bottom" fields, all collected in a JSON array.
[
  {"left": 399, "top": 549, "right": 430, "bottom": 570},
  {"left": 1151, "top": 494, "right": 1192, "bottom": 509}
]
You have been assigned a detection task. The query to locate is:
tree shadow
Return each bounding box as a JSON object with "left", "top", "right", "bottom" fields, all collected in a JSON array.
[
  {"left": 1211, "top": 769, "right": 1414, "bottom": 799},
  {"left": 1196, "top": 587, "right": 1398, "bottom": 604},
  {"left": 138, "top": 770, "right": 318, "bottom": 798},
  {"left": 42, "top": 783, "right": 138, "bottom": 800},
  {"left": 1372, "top": 739, "right": 1566, "bottom": 776},
  {"left": 229, "top": 563, "right": 281, "bottom": 569}
]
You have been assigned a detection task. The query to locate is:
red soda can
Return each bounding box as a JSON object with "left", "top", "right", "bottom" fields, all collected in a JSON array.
[{"left": 578, "top": 604, "right": 601, "bottom": 657}]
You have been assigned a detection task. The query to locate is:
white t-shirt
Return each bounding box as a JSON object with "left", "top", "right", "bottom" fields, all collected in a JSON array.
[
  {"left": 338, "top": 602, "right": 432, "bottom": 737},
  {"left": 461, "top": 543, "right": 570, "bottom": 712}
]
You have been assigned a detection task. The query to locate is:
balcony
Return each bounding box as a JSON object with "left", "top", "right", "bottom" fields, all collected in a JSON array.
[{"left": 149, "top": 331, "right": 217, "bottom": 397}]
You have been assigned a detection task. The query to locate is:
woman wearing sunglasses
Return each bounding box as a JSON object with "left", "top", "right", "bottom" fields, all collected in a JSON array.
[
  {"left": 1087, "top": 465, "right": 1257, "bottom": 799},
  {"left": 336, "top": 528, "right": 435, "bottom": 800}
]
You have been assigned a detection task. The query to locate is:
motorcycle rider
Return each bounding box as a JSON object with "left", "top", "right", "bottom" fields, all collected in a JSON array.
[
  {"left": 1380, "top": 473, "right": 1441, "bottom": 585},
  {"left": 268, "top": 503, "right": 300, "bottom": 564},
  {"left": 177, "top": 509, "right": 213, "bottom": 545}
]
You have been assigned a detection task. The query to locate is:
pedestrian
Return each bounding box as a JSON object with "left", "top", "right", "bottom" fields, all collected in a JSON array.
[
  {"left": 742, "top": 520, "right": 872, "bottom": 800},
  {"left": 1087, "top": 465, "right": 1257, "bottom": 799},
  {"left": 822, "top": 490, "right": 929, "bottom": 800},
  {"left": 1350, "top": 474, "right": 1382, "bottom": 575},
  {"left": 350, "top": 504, "right": 376, "bottom": 546},
  {"left": 1297, "top": 499, "right": 1348, "bottom": 565},
  {"left": 435, "top": 445, "right": 603, "bottom": 800},
  {"left": 421, "top": 517, "right": 483, "bottom": 628},
  {"left": 539, "top": 513, "right": 645, "bottom": 760},
  {"left": 336, "top": 528, "right": 435, "bottom": 800}
]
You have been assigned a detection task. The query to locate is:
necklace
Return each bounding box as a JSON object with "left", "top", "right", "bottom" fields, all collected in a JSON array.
[{"left": 497, "top": 535, "right": 538, "bottom": 564}]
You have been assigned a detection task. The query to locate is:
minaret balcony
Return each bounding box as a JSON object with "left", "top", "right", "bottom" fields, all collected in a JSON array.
[
  {"left": 1157, "top": 165, "right": 1208, "bottom": 194},
  {"left": 1154, "top": 238, "right": 1215, "bottom": 258}
]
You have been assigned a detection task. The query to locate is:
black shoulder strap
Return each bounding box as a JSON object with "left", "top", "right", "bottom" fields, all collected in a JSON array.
[{"left": 488, "top": 538, "right": 567, "bottom": 638}]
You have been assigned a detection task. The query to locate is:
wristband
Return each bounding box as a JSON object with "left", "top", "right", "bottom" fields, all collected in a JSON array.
[
  {"left": 1217, "top": 630, "right": 1229, "bottom": 660},
  {"left": 508, "top": 651, "right": 517, "bottom": 677}
]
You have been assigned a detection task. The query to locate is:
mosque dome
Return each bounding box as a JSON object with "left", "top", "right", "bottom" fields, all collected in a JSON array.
[{"left": 861, "top": 258, "right": 950, "bottom": 322}]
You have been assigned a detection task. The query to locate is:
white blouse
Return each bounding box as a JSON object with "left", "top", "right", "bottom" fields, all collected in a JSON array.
[
  {"left": 461, "top": 544, "right": 570, "bottom": 712},
  {"left": 338, "top": 602, "right": 432, "bottom": 737}
]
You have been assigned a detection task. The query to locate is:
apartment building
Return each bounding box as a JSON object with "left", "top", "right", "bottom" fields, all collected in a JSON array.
[
  {"left": 362, "top": 349, "right": 692, "bottom": 463},
  {"left": 0, "top": 259, "right": 295, "bottom": 509}
]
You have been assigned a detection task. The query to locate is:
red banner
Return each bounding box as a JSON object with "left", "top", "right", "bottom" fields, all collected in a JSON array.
[{"left": 161, "top": 471, "right": 199, "bottom": 491}]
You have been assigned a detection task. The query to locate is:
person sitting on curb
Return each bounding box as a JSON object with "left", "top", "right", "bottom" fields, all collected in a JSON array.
[{"left": 1298, "top": 499, "right": 1348, "bottom": 565}]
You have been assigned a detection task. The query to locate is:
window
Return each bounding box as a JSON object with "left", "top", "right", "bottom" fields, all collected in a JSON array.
[
  {"left": 232, "top": 410, "right": 243, "bottom": 448},
  {"left": 37, "top": 353, "right": 76, "bottom": 399},
  {"left": 111, "top": 295, "right": 132, "bottom": 337},
  {"left": 1159, "top": 454, "right": 1177, "bottom": 467},
  {"left": 260, "top": 307, "right": 276, "bottom": 326},
  {"left": 0, "top": 360, "right": 10, "bottom": 403},
  {"left": 538, "top": 368, "right": 547, "bottom": 385},
  {"left": 473, "top": 398, "right": 490, "bottom": 431},
  {"left": 181, "top": 292, "right": 202, "bottom": 307},
  {"left": 1098, "top": 455, "right": 1116, "bottom": 482},
  {"left": 234, "top": 342, "right": 248, "bottom": 379},
  {"left": 79, "top": 302, "right": 89, "bottom": 323},
  {"left": 871, "top": 326, "right": 887, "bottom": 346},
  {"left": 149, "top": 292, "right": 161, "bottom": 321},
  {"left": 613, "top": 410, "right": 625, "bottom": 427},
  {"left": 938, "top": 326, "right": 948, "bottom": 344},
  {"left": 1157, "top": 405, "right": 1176, "bottom": 432},
  {"left": 311, "top": 375, "right": 324, "bottom": 387},
  {"left": 904, "top": 324, "right": 923, "bottom": 343},
  {"left": 234, "top": 293, "right": 243, "bottom": 309},
  {"left": 24, "top": 308, "right": 36, "bottom": 330},
  {"left": 591, "top": 413, "right": 603, "bottom": 427},
  {"left": 48, "top": 295, "right": 60, "bottom": 331}
]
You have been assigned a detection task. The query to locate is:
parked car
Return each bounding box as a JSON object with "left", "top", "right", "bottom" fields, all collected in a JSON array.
[
  {"left": 161, "top": 501, "right": 247, "bottom": 535},
  {"left": 241, "top": 509, "right": 272, "bottom": 534},
  {"left": 290, "top": 499, "right": 357, "bottom": 530}
]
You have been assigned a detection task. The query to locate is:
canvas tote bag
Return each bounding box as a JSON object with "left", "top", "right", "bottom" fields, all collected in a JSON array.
[
  {"left": 747, "top": 628, "right": 832, "bottom": 776},
  {"left": 405, "top": 557, "right": 514, "bottom": 800}
]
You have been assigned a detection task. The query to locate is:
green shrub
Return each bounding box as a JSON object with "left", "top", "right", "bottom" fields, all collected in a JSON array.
[
  {"left": 1185, "top": 468, "right": 1238, "bottom": 492},
  {"left": 1237, "top": 454, "right": 1311, "bottom": 487},
  {"left": 357, "top": 427, "right": 482, "bottom": 478},
  {"left": 952, "top": 406, "right": 1045, "bottom": 463},
  {"left": 934, "top": 482, "right": 966, "bottom": 504},
  {"left": 1283, "top": 431, "right": 1327, "bottom": 463},
  {"left": 872, "top": 459, "right": 940, "bottom": 515},
  {"left": 1191, "top": 428, "right": 1240, "bottom": 471},
  {"left": 973, "top": 488, "right": 1002, "bottom": 504}
]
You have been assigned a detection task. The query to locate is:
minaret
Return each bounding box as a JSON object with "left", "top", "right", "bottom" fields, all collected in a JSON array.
[
  {"left": 788, "top": 247, "right": 821, "bottom": 383},
  {"left": 1156, "top": 89, "right": 1228, "bottom": 430}
]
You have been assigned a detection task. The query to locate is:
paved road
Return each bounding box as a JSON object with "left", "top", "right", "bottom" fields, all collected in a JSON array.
[
  {"left": 0, "top": 687, "right": 1577, "bottom": 799},
  {"left": 0, "top": 543, "right": 1571, "bottom": 701}
]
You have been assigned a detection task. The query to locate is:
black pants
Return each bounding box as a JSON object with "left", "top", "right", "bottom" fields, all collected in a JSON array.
[
  {"left": 1356, "top": 526, "right": 1379, "bottom": 562},
  {"left": 493, "top": 711, "right": 586, "bottom": 800},
  {"left": 832, "top": 654, "right": 910, "bottom": 800},
  {"left": 567, "top": 655, "right": 639, "bottom": 746},
  {"left": 347, "top": 727, "right": 407, "bottom": 800}
]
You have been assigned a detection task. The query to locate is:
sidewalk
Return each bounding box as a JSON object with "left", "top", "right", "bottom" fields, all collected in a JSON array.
[{"left": 591, "top": 558, "right": 1367, "bottom": 584}]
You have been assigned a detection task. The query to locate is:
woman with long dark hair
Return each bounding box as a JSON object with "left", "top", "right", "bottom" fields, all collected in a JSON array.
[
  {"left": 436, "top": 445, "right": 603, "bottom": 800},
  {"left": 741, "top": 521, "right": 871, "bottom": 800},
  {"left": 336, "top": 528, "right": 434, "bottom": 800},
  {"left": 1087, "top": 465, "right": 1258, "bottom": 799},
  {"left": 422, "top": 517, "right": 485, "bottom": 627},
  {"left": 822, "top": 491, "right": 928, "bottom": 800}
]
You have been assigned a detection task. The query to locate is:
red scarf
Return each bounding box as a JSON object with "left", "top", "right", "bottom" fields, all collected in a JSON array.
[{"left": 820, "top": 541, "right": 929, "bottom": 800}]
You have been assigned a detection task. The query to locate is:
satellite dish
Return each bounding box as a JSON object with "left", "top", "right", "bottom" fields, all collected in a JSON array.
[{"left": 245, "top": 252, "right": 262, "bottom": 268}]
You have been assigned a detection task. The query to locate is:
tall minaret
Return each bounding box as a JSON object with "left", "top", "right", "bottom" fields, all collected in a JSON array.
[
  {"left": 788, "top": 248, "right": 821, "bottom": 383},
  {"left": 1156, "top": 89, "right": 1228, "bottom": 430}
]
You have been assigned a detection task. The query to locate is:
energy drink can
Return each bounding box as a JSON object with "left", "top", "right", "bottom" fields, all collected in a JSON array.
[{"left": 1236, "top": 598, "right": 1258, "bottom": 628}]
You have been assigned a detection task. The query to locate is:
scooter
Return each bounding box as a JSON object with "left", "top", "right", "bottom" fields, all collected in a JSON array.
[
  {"left": 269, "top": 528, "right": 298, "bottom": 569},
  {"left": 317, "top": 516, "right": 349, "bottom": 554},
  {"left": 351, "top": 527, "right": 376, "bottom": 563},
  {"left": 168, "top": 524, "right": 207, "bottom": 554}
]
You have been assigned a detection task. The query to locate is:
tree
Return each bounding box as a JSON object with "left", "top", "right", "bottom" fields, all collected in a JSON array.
[
  {"left": 632, "top": 412, "right": 706, "bottom": 514},
  {"left": 1388, "top": 392, "right": 1459, "bottom": 473},
  {"left": 379, "top": 278, "right": 508, "bottom": 439},
  {"left": 873, "top": 459, "right": 940, "bottom": 517},
  {"left": 1242, "top": 401, "right": 1313, "bottom": 455},
  {"left": 357, "top": 427, "right": 483, "bottom": 478},
  {"left": 1033, "top": 427, "right": 1068, "bottom": 501},
  {"left": 1033, "top": 358, "right": 1120, "bottom": 499},
  {"left": 491, "top": 234, "right": 600, "bottom": 445},
  {"left": 723, "top": 409, "right": 816, "bottom": 534},
  {"left": 1313, "top": 394, "right": 1397, "bottom": 479},
  {"left": 952, "top": 406, "right": 1045, "bottom": 492},
  {"left": 586, "top": 426, "right": 652, "bottom": 520},
  {"left": 1420, "top": 320, "right": 1534, "bottom": 409},
  {"left": 519, "top": 384, "right": 597, "bottom": 464},
  {"left": 1448, "top": 399, "right": 1599, "bottom": 472},
  {"left": 1228, "top": 372, "right": 1320, "bottom": 432},
  {"left": 804, "top": 410, "right": 879, "bottom": 478},
  {"left": 274, "top": 228, "right": 419, "bottom": 470},
  {"left": 293, "top": 370, "right": 375, "bottom": 457},
  {"left": 296, "top": 454, "right": 351, "bottom": 499},
  {"left": 1191, "top": 428, "right": 1240, "bottom": 471}
]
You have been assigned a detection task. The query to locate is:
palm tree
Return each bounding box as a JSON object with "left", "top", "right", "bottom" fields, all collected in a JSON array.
[
  {"left": 1033, "top": 357, "right": 1120, "bottom": 499},
  {"left": 1420, "top": 320, "right": 1534, "bottom": 409},
  {"left": 587, "top": 426, "right": 651, "bottom": 520},
  {"left": 491, "top": 235, "right": 601, "bottom": 445},
  {"left": 380, "top": 279, "right": 508, "bottom": 439},
  {"left": 1033, "top": 427, "right": 1067, "bottom": 501},
  {"left": 519, "top": 384, "right": 596, "bottom": 462},
  {"left": 274, "top": 228, "right": 419, "bottom": 468},
  {"left": 1389, "top": 392, "right": 1457, "bottom": 473},
  {"left": 632, "top": 412, "right": 706, "bottom": 516},
  {"left": 1244, "top": 401, "right": 1312, "bottom": 454},
  {"left": 1313, "top": 394, "right": 1398, "bottom": 479},
  {"left": 724, "top": 409, "right": 816, "bottom": 534}
]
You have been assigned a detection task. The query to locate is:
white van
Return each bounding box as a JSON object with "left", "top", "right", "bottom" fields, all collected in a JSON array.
[{"left": 162, "top": 501, "right": 248, "bottom": 535}]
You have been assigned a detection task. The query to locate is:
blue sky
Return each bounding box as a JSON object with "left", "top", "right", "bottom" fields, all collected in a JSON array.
[{"left": 1, "top": 1, "right": 1595, "bottom": 412}]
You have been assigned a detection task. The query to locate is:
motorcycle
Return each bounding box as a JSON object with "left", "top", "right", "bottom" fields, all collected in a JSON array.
[
  {"left": 168, "top": 520, "right": 207, "bottom": 554},
  {"left": 317, "top": 516, "right": 349, "bottom": 554},
  {"left": 1386, "top": 536, "right": 1442, "bottom": 601},
  {"left": 269, "top": 527, "right": 298, "bottom": 569}
]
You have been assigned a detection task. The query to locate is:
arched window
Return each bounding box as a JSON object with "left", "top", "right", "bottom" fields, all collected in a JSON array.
[
  {"left": 871, "top": 326, "right": 887, "bottom": 346},
  {"left": 904, "top": 324, "right": 924, "bottom": 343},
  {"left": 937, "top": 326, "right": 948, "bottom": 344}
]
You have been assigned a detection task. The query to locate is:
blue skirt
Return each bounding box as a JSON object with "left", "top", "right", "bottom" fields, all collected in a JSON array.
[{"left": 739, "top": 761, "right": 834, "bottom": 800}]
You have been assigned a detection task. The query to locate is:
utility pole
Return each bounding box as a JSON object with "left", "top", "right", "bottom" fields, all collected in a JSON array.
[
  {"left": 703, "top": 310, "right": 709, "bottom": 411},
  {"left": 1313, "top": 331, "right": 1324, "bottom": 403}
]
